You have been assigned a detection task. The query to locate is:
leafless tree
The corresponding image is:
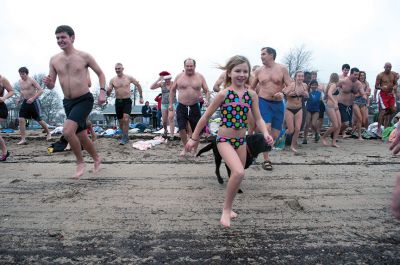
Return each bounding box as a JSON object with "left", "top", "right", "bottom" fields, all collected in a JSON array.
[
  {"left": 32, "top": 74, "right": 63, "bottom": 124},
  {"left": 8, "top": 74, "right": 63, "bottom": 125},
  {"left": 283, "top": 44, "right": 313, "bottom": 78}
]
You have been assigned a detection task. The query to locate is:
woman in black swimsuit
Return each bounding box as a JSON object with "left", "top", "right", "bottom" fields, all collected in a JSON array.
[
  {"left": 321, "top": 73, "right": 341, "bottom": 147},
  {"left": 282, "top": 70, "right": 308, "bottom": 153}
]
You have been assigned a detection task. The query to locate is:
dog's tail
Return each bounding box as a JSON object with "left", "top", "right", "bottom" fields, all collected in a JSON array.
[{"left": 196, "top": 143, "right": 213, "bottom": 157}]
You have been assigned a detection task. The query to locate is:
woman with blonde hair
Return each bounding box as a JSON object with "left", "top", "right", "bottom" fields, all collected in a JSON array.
[
  {"left": 282, "top": 70, "right": 308, "bottom": 152},
  {"left": 321, "top": 73, "right": 341, "bottom": 147}
]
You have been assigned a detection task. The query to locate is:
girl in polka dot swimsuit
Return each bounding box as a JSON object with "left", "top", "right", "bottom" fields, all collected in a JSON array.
[{"left": 186, "top": 55, "right": 273, "bottom": 228}]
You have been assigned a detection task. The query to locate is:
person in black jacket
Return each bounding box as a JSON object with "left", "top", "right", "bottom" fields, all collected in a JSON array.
[{"left": 141, "top": 101, "right": 152, "bottom": 126}]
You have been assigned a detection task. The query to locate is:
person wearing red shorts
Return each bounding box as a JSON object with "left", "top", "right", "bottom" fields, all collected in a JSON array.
[{"left": 375, "top": 62, "right": 399, "bottom": 137}]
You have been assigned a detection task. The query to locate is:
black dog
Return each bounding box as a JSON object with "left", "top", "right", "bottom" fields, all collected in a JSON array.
[{"left": 196, "top": 133, "right": 272, "bottom": 192}]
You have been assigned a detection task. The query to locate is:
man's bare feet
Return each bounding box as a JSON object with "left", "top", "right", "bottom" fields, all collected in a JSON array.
[
  {"left": 358, "top": 137, "right": 364, "bottom": 141},
  {"left": 179, "top": 149, "right": 186, "bottom": 157},
  {"left": 290, "top": 146, "right": 297, "bottom": 153},
  {"left": 17, "top": 140, "right": 27, "bottom": 145},
  {"left": 220, "top": 209, "right": 232, "bottom": 227},
  {"left": 332, "top": 143, "right": 340, "bottom": 148},
  {"left": 93, "top": 157, "right": 101, "bottom": 173},
  {"left": 321, "top": 137, "right": 328, "bottom": 146},
  {"left": 46, "top": 134, "right": 52, "bottom": 141},
  {"left": 73, "top": 163, "right": 85, "bottom": 179}
]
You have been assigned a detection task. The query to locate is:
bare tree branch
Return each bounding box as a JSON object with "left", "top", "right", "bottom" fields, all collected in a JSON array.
[{"left": 283, "top": 44, "right": 313, "bottom": 78}]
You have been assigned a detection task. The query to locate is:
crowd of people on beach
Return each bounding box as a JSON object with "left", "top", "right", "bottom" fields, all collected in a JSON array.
[{"left": 1, "top": 25, "right": 399, "bottom": 226}]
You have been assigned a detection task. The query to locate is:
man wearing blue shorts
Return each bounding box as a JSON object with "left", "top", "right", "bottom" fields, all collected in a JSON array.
[{"left": 251, "top": 47, "right": 291, "bottom": 170}]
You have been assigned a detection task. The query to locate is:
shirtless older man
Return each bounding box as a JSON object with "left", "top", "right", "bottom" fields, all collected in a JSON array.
[
  {"left": 337, "top": 67, "right": 363, "bottom": 137},
  {"left": 169, "top": 58, "right": 210, "bottom": 156},
  {"left": 251, "top": 47, "right": 291, "bottom": 170},
  {"left": 107, "top": 63, "right": 143, "bottom": 145},
  {"left": 43, "top": 25, "right": 106, "bottom": 179},
  {"left": 0, "top": 74, "right": 14, "bottom": 161},
  {"left": 375, "top": 62, "right": 399, "bottom": 136},
  {"left": 17, "top": 67, "right": 51, "bottom": 145}
]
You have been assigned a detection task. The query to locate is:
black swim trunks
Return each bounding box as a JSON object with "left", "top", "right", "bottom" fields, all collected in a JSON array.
[
  {"left": 19, "top": 99, "right": 43, "bottom": 121},
  {"left": 176, "top": 102, "right": 201, "bottom": 131},
  {"left": 338, "top": 103, "right": 352, "bottom": 124},
  {"left": 115, "top": 98, "right": 132, "bottom": 120},
  {"left": 63, "top": 92, "right": 94, "bottom": 133},
  {"left": 0, "top": 102, "right": 8, "bottom": 119}
]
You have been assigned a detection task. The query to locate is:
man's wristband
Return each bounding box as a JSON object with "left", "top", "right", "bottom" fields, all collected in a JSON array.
[
  {"left": 100, "top": 88, "right": 106, "bottom": 92},
  {"left": 191, "top": 137, "right": 199, "bottom": 142}
]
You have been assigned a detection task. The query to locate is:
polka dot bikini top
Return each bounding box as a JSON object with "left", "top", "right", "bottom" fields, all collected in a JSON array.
[{"left": 220, "top": 88, "right": 252, "bottom": 129}]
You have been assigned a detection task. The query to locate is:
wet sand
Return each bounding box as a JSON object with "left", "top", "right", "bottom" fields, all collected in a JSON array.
[{"left": 0, "top": 132, "right": 399, "bottom": 264}]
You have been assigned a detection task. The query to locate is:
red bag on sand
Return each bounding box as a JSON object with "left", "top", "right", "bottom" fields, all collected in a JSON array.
[{"left": 392, "top": 175, "right": 400, "bottom": 219}]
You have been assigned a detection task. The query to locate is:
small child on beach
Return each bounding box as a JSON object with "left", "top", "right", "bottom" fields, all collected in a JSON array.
[{"left": 185, "top": 55, "right": 273, "bottom": 227}]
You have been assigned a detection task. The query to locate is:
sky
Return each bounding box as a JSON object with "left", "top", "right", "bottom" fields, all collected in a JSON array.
[{"left": 0, "top": 0, "right": 399, "bottom": 104}]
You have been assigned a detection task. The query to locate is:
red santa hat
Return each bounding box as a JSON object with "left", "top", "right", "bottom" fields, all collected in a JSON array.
[{"left": 159, "top": 71, "right": 172, "bottom": 80}]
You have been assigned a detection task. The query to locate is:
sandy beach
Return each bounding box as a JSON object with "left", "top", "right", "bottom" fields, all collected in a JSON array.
[{"left": 0, "top": 132, "right": 399, "bottom": 264}]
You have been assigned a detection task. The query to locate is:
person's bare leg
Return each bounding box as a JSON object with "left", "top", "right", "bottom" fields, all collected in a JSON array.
[
  {"left": 0, "top": 135, "right": 7, "bottom": 157},
  {"left": 168, "top": 109, "right": 175, "bottom": 138},
  {"left": 179, "top": 129, "right": 188, "bottom": 156},
  {"left": 77, "top": 130, "right": 101, "bottom": 174},
  {"left": 311, "top": 113, "right": 319, "bottom": 137},
  {"left": 303, "top": 112, "right": 311, "bottom": 143},
  {"left": 322, "top": 108, "right": 335, "bottom": 146},
  {"left": 122, "top": 114, "right": 130, "bottom": 138},
  {"left": 362, "top": 107, "right": 369, "bottom": 128},
  {"left": 38, "top": 120, "right": 51, "bottom": 141},
  {"left": 18, "top": 118, "right": 27, "bottom": 144},
  {"left": 332, "top": 110, "right": 341, "bottom": 147},
  {"left": 291, "top": 111, "right": 302, "bottom": 153},
  {"left": 218, "top": 143, "right": 246, "bottom": 227},
  {"left": 353, "top": 105, "right": 363, "bottom": 140},
  {"left": 63, "top": 120, "right": 85, "bottom": 179},
  {"left": 285, "top": 110, "right": 295, "bottom": 152},
  {"left": 377, "top": 110, "right": 384, "bottom": 136}
]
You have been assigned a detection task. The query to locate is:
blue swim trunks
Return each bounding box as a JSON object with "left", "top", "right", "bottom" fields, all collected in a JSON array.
[{"left": 259, "top": 97, "right": 285, "bottom": 131}]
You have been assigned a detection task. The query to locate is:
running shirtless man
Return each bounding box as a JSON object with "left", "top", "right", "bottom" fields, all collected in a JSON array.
[
  {"left": 375, "top": 62, "right": 398, "bottom": 136},
  {"left": 251, "top": 47, "right": 291, "bottom": 170},
  {"left": 43, "top": 25, "right": 106, "bottom": 179},
  {"left": 169, "top": 58, "right": 210, "bottom": 156},
  {"left": 337, "top": 67, "right": 363, "bottom": 137},
  {"left": 107, "top": 63, "right": 143, "bottom": 145},
  {"left": 17, "top": 67, "right": 51, "bottom": 145}
]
